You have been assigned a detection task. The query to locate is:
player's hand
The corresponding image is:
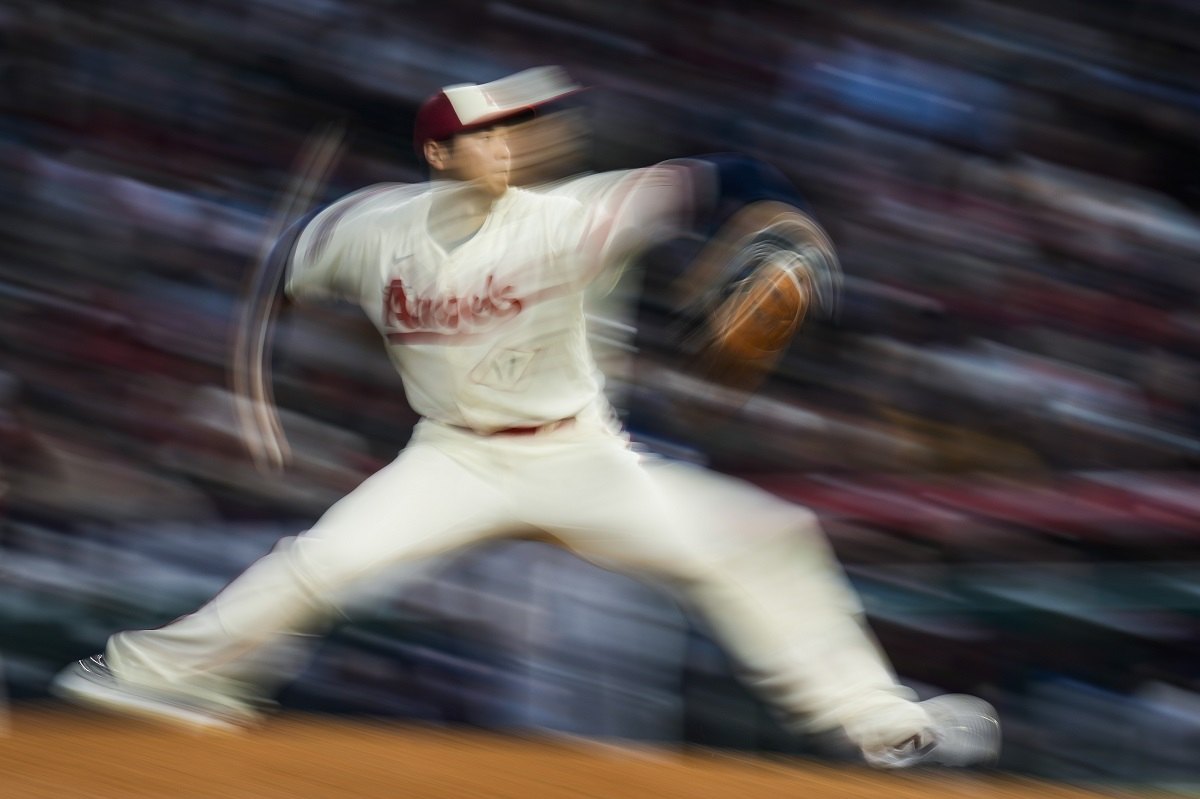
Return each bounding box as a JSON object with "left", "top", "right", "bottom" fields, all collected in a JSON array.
[{"left": 237, "top": 394, "right": 292, "bottom": 475}]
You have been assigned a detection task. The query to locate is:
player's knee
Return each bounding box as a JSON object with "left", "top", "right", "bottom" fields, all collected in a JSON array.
[
  {"left": 645, "top": 545, "right": 725, "bottom": 590},
  {"left": 784, "top": 505, "right": 822, "bottom": 535},
  {"left": 275, "top": 535, "right": 356, "bottom": 598},
  {"left": 750, "top": 503, "right": 826, "bottom": 551}
]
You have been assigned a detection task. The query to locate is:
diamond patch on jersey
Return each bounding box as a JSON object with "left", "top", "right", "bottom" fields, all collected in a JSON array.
[{"left": 470, "top": 348, "right": 536, "bottom": 390}]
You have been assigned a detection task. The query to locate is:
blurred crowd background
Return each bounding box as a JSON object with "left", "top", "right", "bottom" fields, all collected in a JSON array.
[{"left": 2, "top": 0, "right": 1200, "bottom": 790}]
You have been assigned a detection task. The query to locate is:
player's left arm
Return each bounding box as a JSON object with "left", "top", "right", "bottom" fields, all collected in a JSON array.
[
  {"left": 560, "top": 165, "right": 697, "bottom": 291},
  {"left": 668, "top": 154, "right": 842, "bottom": 390}
]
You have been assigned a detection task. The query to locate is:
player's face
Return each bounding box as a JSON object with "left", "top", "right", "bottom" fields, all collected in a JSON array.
[
  {"left": 506, "top": 109, "right": 589, "bottom": 186},
  {"left": 442, "top": 127, "right": 511, "bottom": 197}
]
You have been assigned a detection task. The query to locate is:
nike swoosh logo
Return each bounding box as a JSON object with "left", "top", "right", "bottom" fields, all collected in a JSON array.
[{"left": 391, "top": 252, "right": 414, "bottom": 266}]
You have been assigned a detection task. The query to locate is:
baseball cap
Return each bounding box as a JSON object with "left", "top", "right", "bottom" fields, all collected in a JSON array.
[{"left": 414, "top": 66, "right": 581, "bottom": 157}]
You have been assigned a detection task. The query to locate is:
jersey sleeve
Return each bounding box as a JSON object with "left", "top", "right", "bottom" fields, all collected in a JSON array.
[
  {"left": 549, "top": 167, "right": 691, "bottom": 291},
  {"left": 285, "top": 186, "right": 391, "bottom": 302}
]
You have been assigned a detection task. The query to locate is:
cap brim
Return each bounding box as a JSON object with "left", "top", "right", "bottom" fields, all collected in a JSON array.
[{"left": 459, "top": 87, "right": 587, "bottom": 134}]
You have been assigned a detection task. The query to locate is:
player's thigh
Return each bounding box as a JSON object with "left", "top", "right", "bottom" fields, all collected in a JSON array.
[
  {"left": 293, "top": 440, "right": 515, "bottom": 589},
  {"left": 644, "top": 458, "right": 866, "bottom": 617},
  {"left": 643, "top": 458, "right": 822, "bottom": 548},
  {"left": 528, "top": 447, "right": 827, "bottom": 580},
  {"left": 643, "top": 458, "right": 850, "bottom": 577},
  {"left": 520, "top": 442, "right": 718, "bottom": 578}
]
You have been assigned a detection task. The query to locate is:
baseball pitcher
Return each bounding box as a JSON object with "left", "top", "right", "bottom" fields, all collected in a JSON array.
[{"left": 53, "top": 67, "right": 998, "bottom": 769}]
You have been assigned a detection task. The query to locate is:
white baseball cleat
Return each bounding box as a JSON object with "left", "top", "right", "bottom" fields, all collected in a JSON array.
[
  {"left": 50, "top": 654, "right": 256, "bottom": 733},
  {"left": 863, "top": 694, "right": 1001, "bottom": 769}
]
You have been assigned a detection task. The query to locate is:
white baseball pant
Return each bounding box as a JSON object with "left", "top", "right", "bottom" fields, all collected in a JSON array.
[{"left": 106, "top": 406, "right": 928, "bottom": 752}]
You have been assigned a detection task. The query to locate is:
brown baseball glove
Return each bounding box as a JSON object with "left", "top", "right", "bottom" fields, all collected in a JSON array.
[{"left": 675, "top": 200, "right": 840, "bottom": 393}]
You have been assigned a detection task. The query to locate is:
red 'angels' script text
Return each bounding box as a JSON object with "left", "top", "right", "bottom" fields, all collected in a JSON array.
[{"left": 383, "top": 275, "right": 523, "bottom": 334}]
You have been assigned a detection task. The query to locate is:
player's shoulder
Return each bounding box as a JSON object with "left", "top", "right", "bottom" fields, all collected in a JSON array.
[
  {"left": 295, "top": 182, "right": 429, "bottom": 265},
  {"left": 504, "top": 185, "right": 586, "bottom": 222},
  {"left": 534, "top": 170, "right": 637, "bottom": 204},
  {"left": 507, "top": 185, "right": 581, "bottom": 208},
  {"left": 321, "top": 181, "right": 430, "bottom": 223}
]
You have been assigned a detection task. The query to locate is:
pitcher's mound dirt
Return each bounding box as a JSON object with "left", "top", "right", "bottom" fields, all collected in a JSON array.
[{"left": 0, "top": 705, "right": 1126, "bottom": 798}]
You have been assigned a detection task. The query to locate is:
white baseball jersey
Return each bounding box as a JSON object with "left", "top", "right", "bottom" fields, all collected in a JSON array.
[{"left": 287, "top": 182, "right": 608, "bottom": 433}]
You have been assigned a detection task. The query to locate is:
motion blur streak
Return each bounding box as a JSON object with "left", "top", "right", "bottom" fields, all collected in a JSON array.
[{"left": 2, "top": 0, "right": 1199, "bottom": 792}]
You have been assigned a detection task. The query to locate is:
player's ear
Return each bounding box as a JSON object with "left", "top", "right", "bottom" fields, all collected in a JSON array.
[{"left": 424, "top": 139, "right": 451, "bottom": 172}]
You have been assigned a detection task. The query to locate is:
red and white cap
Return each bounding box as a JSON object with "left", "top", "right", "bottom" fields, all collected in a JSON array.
[{"left": 414, "top": 66, "right": 581, "bottom": 157}]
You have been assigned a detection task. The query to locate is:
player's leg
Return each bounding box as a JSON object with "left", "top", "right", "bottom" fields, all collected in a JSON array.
[
  {"left": 516, "top": 437, "right": 993, "bottom": 765},
  {"left": 635, "top": 460, "right": 932, "bottom": 755},
  {"left": 54, "top": 423, "right": 520, "bottom": 724},
  {"left": 645, "top": 462, "right": 998, "bottom": 767}
]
